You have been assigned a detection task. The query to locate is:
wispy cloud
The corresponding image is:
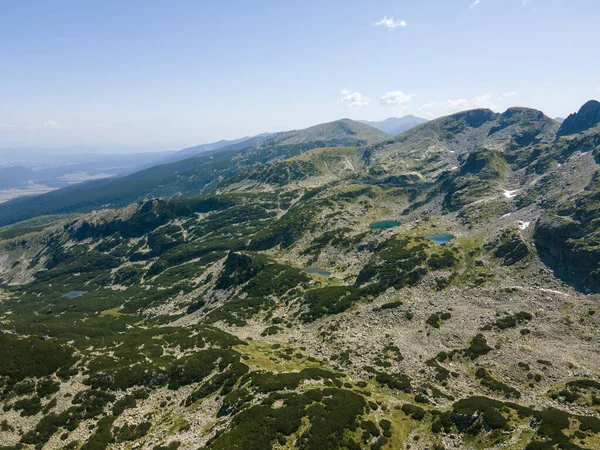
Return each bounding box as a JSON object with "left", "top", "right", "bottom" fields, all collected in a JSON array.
[
  {"left": 420, "top": 92, "right": 497, "bottom": 118},
  {"left": 470, "top": 0, "right": 536, "bottom": 9},
  {"left": 374, "top": 17, "right": 407, "bottom": 29},
  {"left": 340, "top": 89, "right": 370, "bottom": 107},
  {"left": 380, "top": 91, "right": 413, "bottom": 106},
  {"left": 43, "top": 119, "right": 62, "bottom": 129},
  {"left": 420, "top": 99, "right": 469, "bottom": 118},
  {"left": 499, "top": 91, "right": 517, "bottom": 100},
  {"left": 472, "top": 92, "right": 494, "bottom": 107}
]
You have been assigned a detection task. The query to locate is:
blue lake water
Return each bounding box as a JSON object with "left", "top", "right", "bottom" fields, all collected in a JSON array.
[
  {"left": 63, "top": 291, "right": 86, "bottom": 298},
  {"left": 305, "top": 267, "right": 331, "bottom": 277},
  {"left": 427, "top": 234, "right": 455, "bottom": 245},
  {"left": 370, "top": 221, "right": 401, "bottom": 230}
]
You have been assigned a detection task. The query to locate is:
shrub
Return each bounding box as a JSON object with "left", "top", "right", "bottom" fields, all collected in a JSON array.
[
  {"left": 402, "top": 404, "right": 426, "bottom": 421},
  {"left": 261, "top": 326, "right": 282, "bottom": 337},
  {"left": 380, "top": 301, "right": 403, "bottom": 310},
  {"left": 465, "top": 334, "right": 492, "bottom": 359},
  {"left": 114, "top": 421, "right": 151, "bottom": 442},
  {"left": 475, "top": 368, "right": 521, "bottom": 398},
  {"left": 13, "top": 397, "right": 42, "bottom": 416},
  {"left": 375, "top": 372, "right": 412, "bottom": 393},
  {"left": 0, "top": 335, "right": 76, "bottom": 383},
  {"left": 426, "top": 312, "right": 451, "bottom": 328}
]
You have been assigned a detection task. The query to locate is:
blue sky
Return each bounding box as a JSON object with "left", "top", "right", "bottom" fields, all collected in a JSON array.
[{"left": 1, "top": 0, "right": 599, "bottom": 151}]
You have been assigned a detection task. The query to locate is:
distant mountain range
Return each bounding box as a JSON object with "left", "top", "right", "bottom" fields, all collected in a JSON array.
[
  {"left": 0, "top": 115, "right": 421, "bottom": 205},
  {"left": 0, "top": 119, "right": 388, "bottom": 226},
  {"left": 155, "top": 135, "right": 271, "bottom": 165},
  {"left": 359, "top": 115, "right": 427, "bottom": 135}
]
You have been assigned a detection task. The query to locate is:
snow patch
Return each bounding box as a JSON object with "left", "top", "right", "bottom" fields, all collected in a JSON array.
[
  {"left": 539, "top": 288, "right": 571, "bottom": 297},
  {"left": 503, "top": 189, "right": 519, "bottom": 199},
  {"left": 517, "top": 221, "right": 530, "bottom": 230}
]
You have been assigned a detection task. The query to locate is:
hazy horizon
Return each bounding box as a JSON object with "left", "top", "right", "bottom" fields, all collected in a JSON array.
[
  {"left": 2, "top": 0, "right": 599, "bottom": 153},
  {"left": 0, "top": 105, "right": 585, "bottom": 156}
]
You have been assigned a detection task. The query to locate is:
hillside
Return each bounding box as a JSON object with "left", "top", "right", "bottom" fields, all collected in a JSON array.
[
  {"left": 155, "top": 136, "right": 259, "bottom": 165},
  {"left": 0, "top": 152, "right": 174, "bottom": 203},
  {"left": 0, "top": 119, "right": 388, "bottom": 228},
  {"left": 1, "top": 102, "right": 600, "bottom": 450}
]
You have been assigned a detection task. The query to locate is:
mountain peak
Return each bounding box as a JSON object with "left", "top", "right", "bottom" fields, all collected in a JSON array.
[
  {"left": 268, "top": 118, "right": 389, "bottom": 145},
  {"left": 435, "top": 108, "right": 497, "bottom": 129},
  {"left": 557, "top": 100, "right": 600, "bottom": 136},
  {"left": 501, "top": 106, "right": 546, "bottom": 119}
]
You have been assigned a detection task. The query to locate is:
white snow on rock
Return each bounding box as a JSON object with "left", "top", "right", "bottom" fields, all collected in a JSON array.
[
  {"left": 503, "top": 189, "right": 520, "bottom": 199},
  {"left": 517, "top": 221, "right": 530, "bottom": 230},
  {"left": 539, "top": 288, "right": 571, "bottom": 297}
]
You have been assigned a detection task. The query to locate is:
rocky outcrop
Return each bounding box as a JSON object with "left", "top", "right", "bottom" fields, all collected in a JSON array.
[
  {"left": 486, "top": 228, "right": 530, "bottom": 266},
  {"left": 442, "top": 150, "right": 506, "bottom": 211},
  {"left": 558, "top": 100, "right": 600, "bottom": 136},
  {"left": 215, "top": 251, "right": 267, "bottom": 290},
  {"left": 534, "top": 213, "right": 600, "bottom": 292}
]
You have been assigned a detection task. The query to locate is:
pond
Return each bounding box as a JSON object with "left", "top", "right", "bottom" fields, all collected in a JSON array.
[
  {"left": 63, "top": 291, "right": 86, "bottom": 298},
  {"left": 370, "top": 221, "right": 401, "bottom": 230},
  {"left": 305, "top": 267, "right": 331, "bottom": 277},
  {"left": 427, "top": 234, "right": 455, "bottom": 245}
]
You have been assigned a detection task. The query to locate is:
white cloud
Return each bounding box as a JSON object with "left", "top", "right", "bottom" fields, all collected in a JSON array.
[
  {"left": 499, "top": 91, "right": 517, "bottom": 100},
  {"left": 420, "top": 99, "right": 469, "bottom": 118},
  {"left": 374, "top": 17, "right": 407, "bottom": 29},
  {"left": 471, "top": 0, "right": 535, "bottom": 9},
  {"left": 380, "top": 91, "right": 413, "bottom": 106},
  {"left": 597, "top": 85, "right": 600, "bottom": 92},
  {"left": 472, "top": 92, "right": 494, "bottom": 107},
  {"left": 340, "top": 89, "right": 370, "bottom": 107},
  {"left": 43, "top": 119, "right": 62, "bottom": 129},
  {"left": 420, "top": 93, "right": 498, "bottom": 119}
]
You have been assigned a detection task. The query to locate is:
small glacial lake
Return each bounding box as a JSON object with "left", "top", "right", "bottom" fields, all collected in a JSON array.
[
  {"left": 370, "top": 221, "right": 401, "bottom": 230},
  {"left": 427, "top": 234, "right": 455, "bottom": 245},
  {"left": 305, "top": 267, "right": 331, "bottom": 277},
  {"left": 63, "top": 291, "right": 86, "bottom": 298}
]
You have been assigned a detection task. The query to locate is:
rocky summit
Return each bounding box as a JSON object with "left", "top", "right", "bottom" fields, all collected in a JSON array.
[{"left": 1, "top": 102, "right": 600, "bottom": 450}]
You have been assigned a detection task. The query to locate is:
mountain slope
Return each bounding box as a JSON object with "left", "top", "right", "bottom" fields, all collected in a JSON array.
[
  {"left": 1, "top": 103, "right": 600, "bottom": 450},
  {"left": 0, "top": 152, "right": 176, "bottom": 203},
  {"left": 558, "top": 100, "right": 600, "bottom": 136},
  {"left": 155, "top": 135, "right": 259, "bottom": 165},
  {"left": 0, "top": 119, "right": 387, "bottom": 227}
]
